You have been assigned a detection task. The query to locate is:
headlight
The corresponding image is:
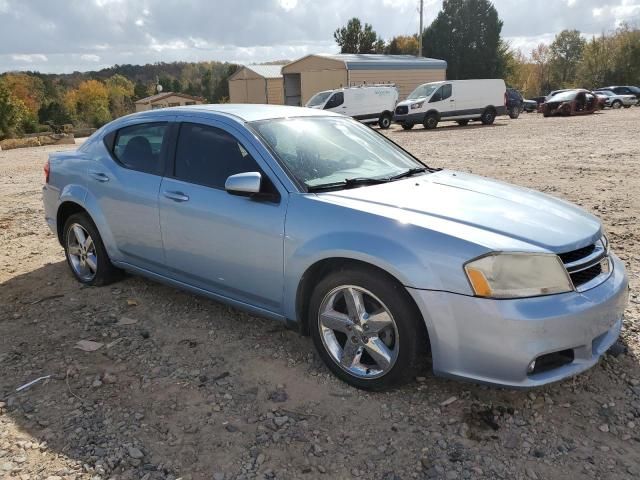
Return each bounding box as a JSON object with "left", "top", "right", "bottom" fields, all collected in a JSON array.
[
  {"left": 464, "top": 253, "right": 573, "bottom": 299},
  {"left": 410, "top": 101, "right": 424, "bottom": 109}
]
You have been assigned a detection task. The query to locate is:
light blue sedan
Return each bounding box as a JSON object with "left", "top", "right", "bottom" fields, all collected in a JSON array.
[{"left": 43, "top": 105, "right": 629, "bottom": 390}]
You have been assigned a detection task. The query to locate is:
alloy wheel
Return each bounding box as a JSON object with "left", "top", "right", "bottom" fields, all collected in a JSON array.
[
  {"left": 66, "top": 223, "right": 98, "bottom": 281},
  {"left": 318, "top": 285, "right": 399, "bottom": 379}
]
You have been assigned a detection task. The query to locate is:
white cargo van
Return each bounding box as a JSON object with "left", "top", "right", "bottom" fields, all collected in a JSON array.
[
  {"left": 393, "top": 79, "right": 506, "bottom": 130},
  {"left": 306, "top": 85, "right": 399, "bottom": 129}
]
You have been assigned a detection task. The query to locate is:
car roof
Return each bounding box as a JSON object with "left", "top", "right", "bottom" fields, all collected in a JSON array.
[{"left": 119, "top": 104, "right": 342, "bottom": 124}]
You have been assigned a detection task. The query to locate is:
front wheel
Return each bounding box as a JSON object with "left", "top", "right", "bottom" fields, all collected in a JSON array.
[
  {"left": 611, "top": 100, "right": 622, "bottom": 109},
  {"left": 508, "top": 106, "right": 520, "bottom": 119},
  {"left": 378, "top": 112, "right": 392, "bottom": 129},
  {"left": 480, "top": 108, "right": 496, "bottom": 125},
  {"left": 423, "top": 113, "right": 439, "bottom": 129},
  {"left": 309, "top": 267, "right": 426, "bottom": 390},
  {"left": 63, "top": 213, "right": 122, "bottom": 286}
]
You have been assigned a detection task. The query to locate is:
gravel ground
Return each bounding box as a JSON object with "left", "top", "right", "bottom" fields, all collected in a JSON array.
[{"left": 1, "top": 109, "right": 639, "bottom": 480}]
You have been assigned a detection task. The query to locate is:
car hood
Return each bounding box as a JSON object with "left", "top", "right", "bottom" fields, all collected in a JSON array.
[{"left": 317, "top": 170, "right": 601, "bottom": 253}]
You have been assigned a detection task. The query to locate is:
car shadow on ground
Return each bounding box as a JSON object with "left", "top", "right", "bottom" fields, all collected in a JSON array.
[
  {"left": 390, "top": 122, "right": 509, "bottom": 134},
  {"left": 1, "top": 261, "right": 637, "bottom": 479}
]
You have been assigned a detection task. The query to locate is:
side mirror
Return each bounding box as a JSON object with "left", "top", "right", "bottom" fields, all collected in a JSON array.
[{"left": 225, "top": 172, "right": 262, "bottom": 196}]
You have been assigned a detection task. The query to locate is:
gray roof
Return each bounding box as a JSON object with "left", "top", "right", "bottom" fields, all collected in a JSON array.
[
  {"left": 318, "top": 53, "right": 447, "bottom": 71},
  {"left": 245, "top": 65, "right": 283, "bottom": 78}
]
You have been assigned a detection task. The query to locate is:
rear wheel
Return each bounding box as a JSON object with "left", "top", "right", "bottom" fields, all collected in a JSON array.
[
  {"left": 456, "top": 119, "right": 469, "bottom": 126},
  {"left": 480, "top": 108, "right": 496, "bottom": 125},
  {"left": 378, "top": 112, "right": 392, "bottom": 129},
  {"left": 63, "top": 213, "right": 121, "bottom": 286},
  {"left": 309, "top": 267, "right": 426, "bottom": 390},
  {"left": 508, "top": 106, "right": 520, "bottom": 119},
  {"left": 401, "top": 123, "right": 414, "bottom": 130},
  {"left": 423, "top": 113, "right": 439, "bottom": 130}
]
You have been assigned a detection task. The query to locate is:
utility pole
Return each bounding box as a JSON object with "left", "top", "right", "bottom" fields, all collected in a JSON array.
[{"left": 418, "top": 0, "right": 423, "bottom": 57}]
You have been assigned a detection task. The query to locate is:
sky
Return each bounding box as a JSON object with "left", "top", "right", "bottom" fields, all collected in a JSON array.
[{"left": 1, "top": 0, "right": 639, "bottom": 73}]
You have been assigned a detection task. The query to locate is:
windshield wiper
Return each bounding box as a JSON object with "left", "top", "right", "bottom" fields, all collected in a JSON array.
[
  {"left": 387, "top": 167, "right": 427, "bottom": 181},
  {"left": 307, "top": 177, "right": 389, "bottom": 192}
]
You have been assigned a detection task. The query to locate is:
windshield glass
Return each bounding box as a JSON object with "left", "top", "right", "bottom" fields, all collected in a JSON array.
[
  {"left": 306, "top": 91, "right": 332, "bottom": 107},
  {"left": 407, "top": 84, "right": 439, "bottom": 100},
  {"left": 549, "top": 91, "right": 577, "bottom": 102},
  {"left": 251, "top": 117, "right": 425, "bottom": 189}
]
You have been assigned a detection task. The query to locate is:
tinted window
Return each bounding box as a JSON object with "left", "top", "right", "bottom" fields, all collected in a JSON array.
[
  {"left": 324, "top": 92, "right": 344, "bottom": 109},
  {"left": 174, "top": 123, "right": 261, "bottom": 190},
  {"left": 113, "top": 122, "right": 167, "bottom": 175},
  {"left": 429, "top": 85, "right": 451, "bottom": 102}
]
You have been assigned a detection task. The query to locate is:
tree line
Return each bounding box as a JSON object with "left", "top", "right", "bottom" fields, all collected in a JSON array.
[{"left": 0, "top": 61, "right": 238, "bottom": 139}]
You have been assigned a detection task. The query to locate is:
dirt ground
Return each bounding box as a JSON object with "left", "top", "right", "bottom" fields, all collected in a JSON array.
[{"left": 1, "top": 109, "right": 639, "bottom": 480}]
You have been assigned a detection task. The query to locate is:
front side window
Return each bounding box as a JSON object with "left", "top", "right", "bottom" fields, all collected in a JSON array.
[
  {"left": 324, "top": 92, "right": 344, "bottom": 109},
  {"left": 306, "top": 91, "right": 332, "bottom": 107},
  {"left": 113, "top": 122, "right": 168, "bottom": 175},
  {"left": 174, "top": 123, "right": 260, "bottom": 190},
  {"left": 430, "top": 84, "right": 451, "bottom": 103},
  {"left": 407, "top": 84, "right": 438, "bottom": 100},
  {"left": 252, "top": 116, "right": 425, "bottom": 190}
]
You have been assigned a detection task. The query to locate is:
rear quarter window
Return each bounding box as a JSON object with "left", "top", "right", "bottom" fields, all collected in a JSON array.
[{"left": 110, "top": 122, "right": 168, "bottom": 175}]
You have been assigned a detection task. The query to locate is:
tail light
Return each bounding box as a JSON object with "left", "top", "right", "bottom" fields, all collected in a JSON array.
[{"left": 44, "top": 159, "right": 50, "bottom": 184}]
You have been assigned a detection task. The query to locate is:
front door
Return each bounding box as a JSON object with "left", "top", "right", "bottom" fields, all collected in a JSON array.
[
  {"left": 428, "top": 83, "right": 454, "bottom": 115},
  {"left": 159, "top": 118, "right": 287, "bottom": 313}
]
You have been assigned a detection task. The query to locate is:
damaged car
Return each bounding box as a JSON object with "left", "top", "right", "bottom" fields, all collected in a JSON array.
[{"left": 542, "top": 89, "right": 603, "bottom": 117}]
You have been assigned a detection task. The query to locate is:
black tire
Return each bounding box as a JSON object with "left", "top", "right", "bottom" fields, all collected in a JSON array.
[
  {"left": 63, "top": 212, "right": 122, "bottom": 286},
  {"left": 480, "top": 108, "right": 496, "bottom": 125},
  {"left": 611, "top": 100, "right": 622, "bottom": 109},
  {"left": 423, "top": 113, "right": 439, "bottom": 130},
  {"left": 456, "top": 119, "right": 469, "bottom": 126},
  {"left": 309, "top": 266, "right": 426, "bottom": 391},
  {"left": 378, "top": 112, "right": 392, "bottom": 129},
  {"left": 508, "top": 106, "right": 520, "bottom": 119},
  {"left": 401, "top": 123, "right": 414, "bottom": 130}
]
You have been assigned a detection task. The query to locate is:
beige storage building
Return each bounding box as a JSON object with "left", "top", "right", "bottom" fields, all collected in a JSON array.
[
  {"left": 134, "top": 92, "right": 205, "bottom": 112},
  {"left": 228, "top": 65, "right": 284, "bottom": 104},
  {"left": 281, "top": 54, "right": 447, "bottom": 106}
]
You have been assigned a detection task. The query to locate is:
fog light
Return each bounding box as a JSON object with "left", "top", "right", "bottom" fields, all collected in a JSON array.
[{"left": 527, "top": 360, "right": 536, "bottom": 373}]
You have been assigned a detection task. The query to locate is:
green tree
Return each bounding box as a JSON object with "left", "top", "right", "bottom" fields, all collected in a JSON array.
[
  {"left": 334, "top": 17, "right": 385, "bottom": 54},
  {"left": 105, "top": 74, "right": 135, "bottom": 119},
  {"left": 0, "top": 80, "right": 29, "bottom": 139},
  {"left": 549, "top": 29, "right": 585, "bottom": 87},
  {"left": 576, "top": 34, "right": 613, "bottom": 88},
  {"left": 422, "top": 0, "right": 507, "bottom": 79},
  {"left": 134, "top": 81, "right": 150, "bottom": 99}
]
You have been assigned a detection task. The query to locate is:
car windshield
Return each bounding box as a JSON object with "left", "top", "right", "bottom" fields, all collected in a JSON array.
[
  {"left": 550, "top": 91, "right": 577, "bottom": 102},
  {"left": 306, "top": 91, "right": 332, "bottom": 107},
  {"left": 407, "top": 84, "right": 439, "bottom": 100},
  {"left": 251, "top": 116, "right": 426, "bottom": 190}
]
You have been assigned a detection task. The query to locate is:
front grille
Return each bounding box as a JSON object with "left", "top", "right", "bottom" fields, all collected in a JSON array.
[
  {"left": 558, "top": 244, "right": 596, "bottom": 264},
  {"left": 570, "top": 263, "right": 602, "bottom": 288},
  {"left": 395, "top": 105, "right": 408, "bottom": 115},
  {"left": 558, "top": 241, "right": 609, "bottom": 290}
]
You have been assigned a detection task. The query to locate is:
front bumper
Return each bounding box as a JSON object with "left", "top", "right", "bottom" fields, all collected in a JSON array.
[
  {"left": 393, "top": 111, "right": 424, "bottom": 124},
  {"left": 408, "top": 254, "right": 629, "bottom": 388}
]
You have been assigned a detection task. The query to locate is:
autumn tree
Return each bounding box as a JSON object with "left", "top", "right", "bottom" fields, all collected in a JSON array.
[
  {"left": 549, "top": 29, "right": 585, "bottom": 86},
  {"left": 386, "top": 35, "right": 419, "bottom": 55},
  {"left": 66, "top": 80, "right": 111, "bottom": 127},
  {"left": 422, "top": 0, "right": 508, "bottom": 79},
  {"left": 531, "top": 43, "right": 553, "bottom": 94},
  {"left": 334, "top": 18, "right": 385, "bottom": 54},
  {"left": 0, "top": 80, "right": 29, "bottom": 138},
  {"left": 105, "top": 74, "right": 135, "bottom": 119}
]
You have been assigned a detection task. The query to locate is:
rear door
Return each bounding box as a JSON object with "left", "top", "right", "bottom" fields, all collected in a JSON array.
[
  {"left": 158, "top": 116, "right": 288, "bottom": 313},
  {"left": 92, "top": 120, "right": 172, "bottom": 270}
]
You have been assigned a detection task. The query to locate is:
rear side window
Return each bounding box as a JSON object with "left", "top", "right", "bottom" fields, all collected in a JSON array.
[
  {"left": 324, "top": 92, "right": 344, "bottom": 109},
  {"left": 113, "top": 123, "right": 168, "bottom": 175},
  {"left": 174, "top": 123, "right": 261, "bottom": 190}
]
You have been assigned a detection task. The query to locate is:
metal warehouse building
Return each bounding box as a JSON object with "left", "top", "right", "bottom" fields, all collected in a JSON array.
[
  {"left": 281, "top": 54, "right": 447, "bottom": 106},
  {"left": 228, "top": 65, "right": 284, "bottom": 104}
]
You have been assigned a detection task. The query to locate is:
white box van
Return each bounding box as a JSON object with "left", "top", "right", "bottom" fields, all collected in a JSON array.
[
  {"left": 306, "top": 85, "right": 399, "bottom": 129},
  {"left": 393, "top": 79, "right": 506, "bottom": 130}
]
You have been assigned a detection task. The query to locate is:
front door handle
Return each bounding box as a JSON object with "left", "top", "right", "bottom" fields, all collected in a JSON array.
[
  {"left": 163, "top": 191, "right": 190, "bottom": 202},
  {"left": 89, "top": 171, "right": 109, "bottom": 182},
  {"left": 449, "top": 99, "right": 455, "bottom": 102}
]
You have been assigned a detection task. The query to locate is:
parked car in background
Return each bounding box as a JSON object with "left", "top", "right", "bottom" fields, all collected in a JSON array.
[
  {"left": 523, "top": 98, "right": 538, "bottom": 112},
  {"left": 393, "top": 79, "right": 507, "bottom": 129},
  {"left": 43, "top": 104, "right": 628, "bottom": 390},
  {"left": 542, "top": 89, "right": 603, "bottom": 116},
  {"left": 595, "top": 89, "right": 638, "bottom": 109},
  {"left": 506, "top": 88, "right": 524, "bottom": 118},
  {"left": 306, "top": 84, "right": 399, "bottom": 129},
  {"left": 594, "top": 85, "right": 640, "bottom": 103}
]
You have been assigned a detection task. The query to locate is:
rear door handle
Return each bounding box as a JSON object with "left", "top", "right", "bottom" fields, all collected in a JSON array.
[
  {"left": 89, "top": 171, "right": 109, "bottom": 182},
  {"left": 163, "top": 191, "right": 190, "bottom": 202}
]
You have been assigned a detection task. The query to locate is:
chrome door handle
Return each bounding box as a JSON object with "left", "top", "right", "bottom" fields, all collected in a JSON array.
[
  {"left": 89, "top": 171, "right": 109, "bottom": 182},
  {"left": 163, "top": 191, "right": 190, "bottom": 202}
]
